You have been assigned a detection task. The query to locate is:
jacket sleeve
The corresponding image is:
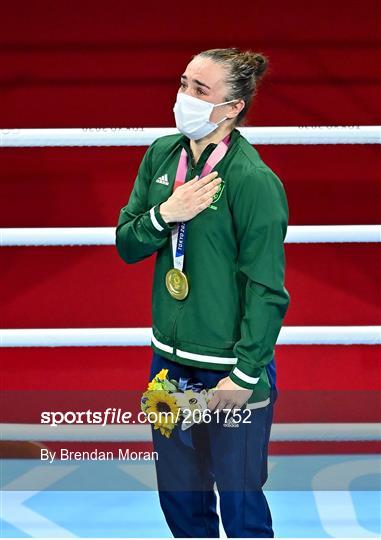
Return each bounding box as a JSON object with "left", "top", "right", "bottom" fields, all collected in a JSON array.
[
  {"left": 228, "top": 166, "right": 291, "bottom": 390},
  {"left": 115, "top": 140, "right": 175, "bottom": 264}
]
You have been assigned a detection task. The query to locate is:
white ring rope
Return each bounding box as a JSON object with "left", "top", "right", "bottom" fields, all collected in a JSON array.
[
  {"left": 1, "top": 225, "right": 380, "bottom": 246},
  {"left": 1, "top": 326, "right": 380, "bottom": 347},
  {"left": 1, "top": 423, "right": 380, "bottom": 442},
  {"left": 0, "top": 126, "right": 380, "bottom": 147}
]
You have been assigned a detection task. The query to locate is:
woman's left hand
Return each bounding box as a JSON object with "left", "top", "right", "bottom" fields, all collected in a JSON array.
[{"left": 207, "top": 376, "right": 253, "bottom": 412}]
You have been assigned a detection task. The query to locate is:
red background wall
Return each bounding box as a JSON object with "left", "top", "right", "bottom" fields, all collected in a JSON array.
[{"left": 1, "top": 1, "right": 380, "bottom": 452}]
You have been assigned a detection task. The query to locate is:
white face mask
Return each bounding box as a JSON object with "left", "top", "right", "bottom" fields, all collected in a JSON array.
[{"left": 173, "top": 92, "right": 238, "bottom": 141}]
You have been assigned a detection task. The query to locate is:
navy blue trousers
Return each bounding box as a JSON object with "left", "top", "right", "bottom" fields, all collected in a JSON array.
[{"left": 149, "top": 352, "right": 278, "bottom": 538}]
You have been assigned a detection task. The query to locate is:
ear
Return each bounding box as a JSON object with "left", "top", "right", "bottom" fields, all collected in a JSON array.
[{"left": 228, "top": 99, "right": 245, "bottom": 119}]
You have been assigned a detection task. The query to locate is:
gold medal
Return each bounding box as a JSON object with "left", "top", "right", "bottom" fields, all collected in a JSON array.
[{"left": 165, "top": 268, "right": 189, "bottom": 300}]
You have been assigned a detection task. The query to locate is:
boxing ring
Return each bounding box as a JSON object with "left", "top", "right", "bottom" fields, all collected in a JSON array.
[{"left": 1, "top": 125, "right": 380, "bottom": 537}]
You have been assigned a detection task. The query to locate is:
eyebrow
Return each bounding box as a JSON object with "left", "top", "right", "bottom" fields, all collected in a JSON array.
[{"left": 181, "top": 74, "right": 211, "bottom": 90}]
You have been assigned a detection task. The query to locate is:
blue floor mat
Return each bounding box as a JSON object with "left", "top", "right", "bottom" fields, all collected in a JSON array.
[{"left": 1, "top": 454, "right": 380, "bottom": 538}]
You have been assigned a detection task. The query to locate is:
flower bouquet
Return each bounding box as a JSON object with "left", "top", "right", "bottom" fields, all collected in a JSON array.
[{"left": 140, "top": 369, "right": 216, "bottom": 438}]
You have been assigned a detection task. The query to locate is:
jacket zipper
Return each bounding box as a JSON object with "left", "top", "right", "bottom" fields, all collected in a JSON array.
[
  {"left": 172, "top": 303, "right": 185, "bottom": 356},
  {"left": 189, "top": 158, "right": 196, "bottom": 179},
  {"left": 172, "top": 313, "right": 177, "bottom": 355}
]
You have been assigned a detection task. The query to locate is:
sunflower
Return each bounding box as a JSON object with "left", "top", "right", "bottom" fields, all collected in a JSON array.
[{"left": 144, "top": 390, "right": 180, "bottom": 437}]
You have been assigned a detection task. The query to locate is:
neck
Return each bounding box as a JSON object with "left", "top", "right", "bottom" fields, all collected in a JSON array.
[{"left": 190, "top": 123, "right": 233, "bottom": 164}]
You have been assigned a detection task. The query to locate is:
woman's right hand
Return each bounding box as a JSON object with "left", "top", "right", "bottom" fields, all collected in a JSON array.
[{"left": 159, "top": 171, "right": 222, "bottom": 223}]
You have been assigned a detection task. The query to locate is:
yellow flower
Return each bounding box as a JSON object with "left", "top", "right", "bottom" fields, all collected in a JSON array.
[
  {"left": 144, "top": 390, "right": 179, "bottom": 436},
  {"left": 156, "top": 368, "right": 169, "bottom": 381},
  {"left": 146, "top": 368, "right": 169, "bottom": 391},
  {"left": 147, "top": 380, "right": 165, "bottom": 391}
]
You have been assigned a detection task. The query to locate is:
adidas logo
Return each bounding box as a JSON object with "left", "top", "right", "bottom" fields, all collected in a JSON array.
[
  {"left": 155, "top": 174, "right": 169, "bottom": 186},
  {"left": 223, "top": 416, "right": 240, "bottom": 428}
]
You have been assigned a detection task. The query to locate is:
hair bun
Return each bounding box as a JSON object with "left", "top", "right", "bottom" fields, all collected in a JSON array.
[{"left": 249, "top": 52, "right": 268, "bottom": 79}]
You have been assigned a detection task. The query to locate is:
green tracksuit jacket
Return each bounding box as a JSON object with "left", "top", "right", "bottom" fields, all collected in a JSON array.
[{"left": 116, "top": 127, "right": 290, "bottom": 405}]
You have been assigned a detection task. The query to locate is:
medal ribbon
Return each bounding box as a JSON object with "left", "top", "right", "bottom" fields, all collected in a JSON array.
[{"left": 170, "top": 133, "right": 231, "bottom": 272}]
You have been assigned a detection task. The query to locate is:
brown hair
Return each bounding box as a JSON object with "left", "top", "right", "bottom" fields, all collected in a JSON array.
[{"left": 192, "top": 47, "right": 269, "bottom": 126}]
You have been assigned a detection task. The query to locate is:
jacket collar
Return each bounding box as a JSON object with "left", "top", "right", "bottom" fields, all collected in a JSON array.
[{"left": 178, "top": 127, "right": 241, "bottom": 164}]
